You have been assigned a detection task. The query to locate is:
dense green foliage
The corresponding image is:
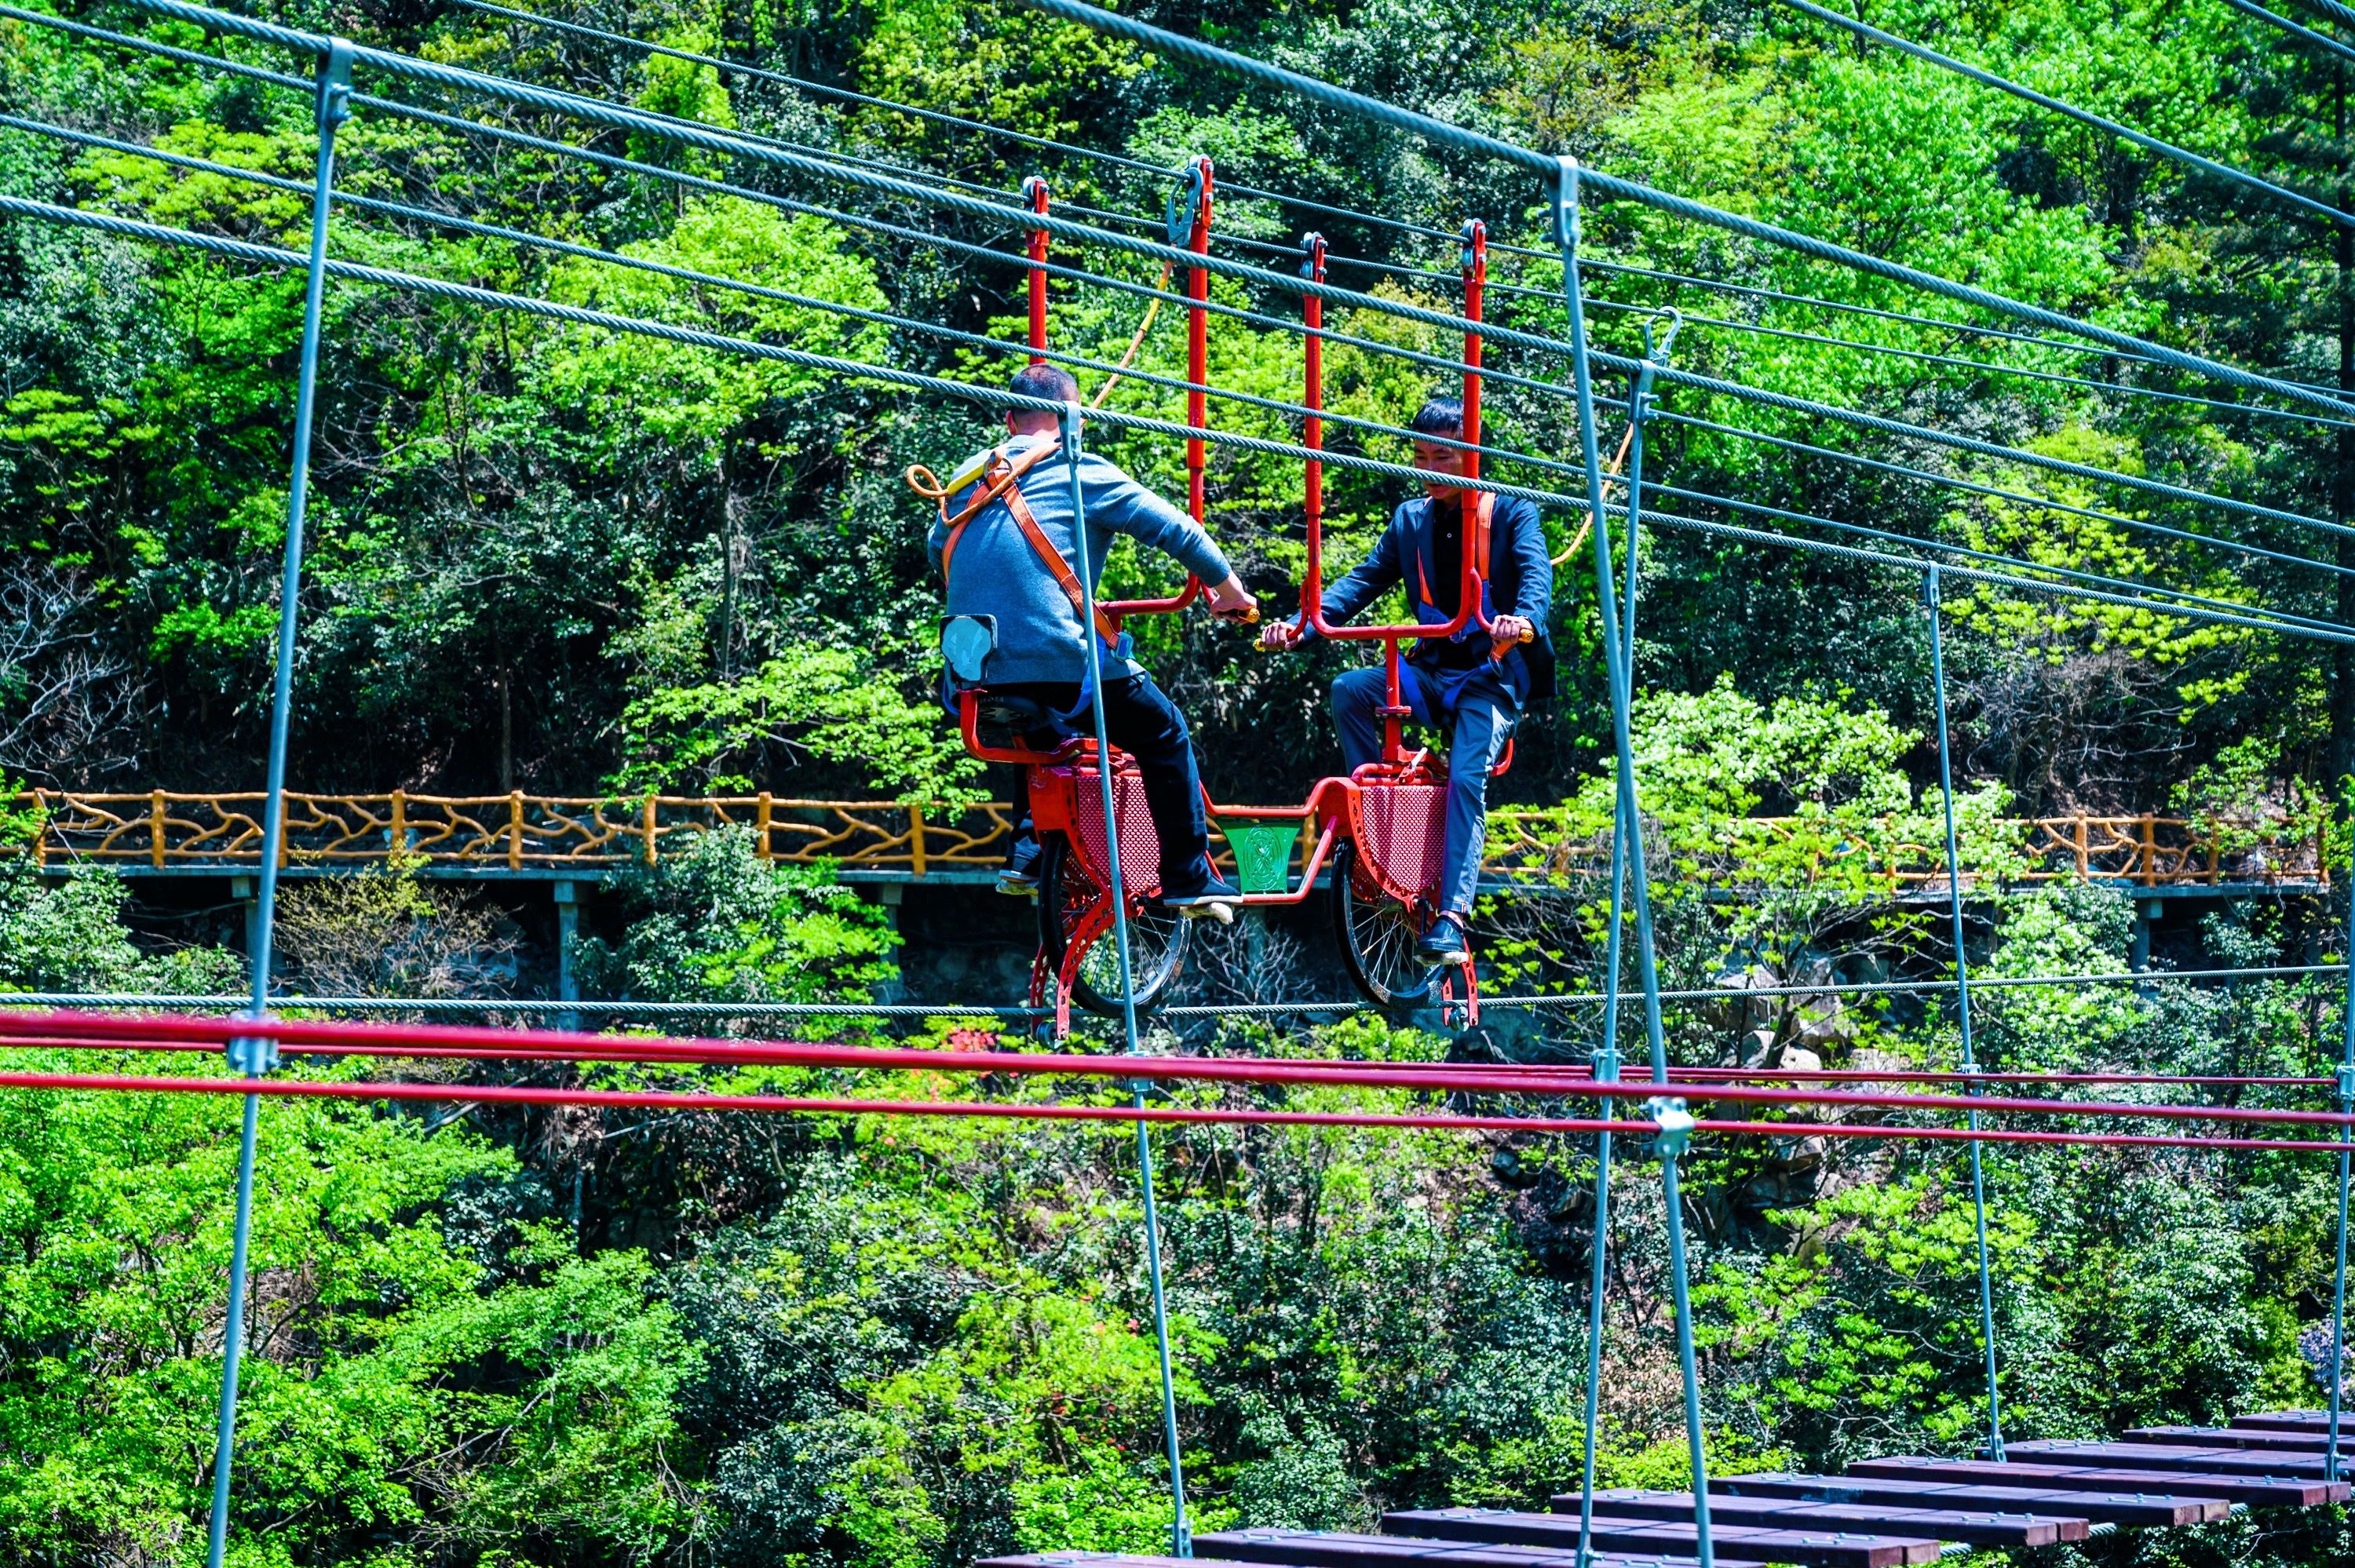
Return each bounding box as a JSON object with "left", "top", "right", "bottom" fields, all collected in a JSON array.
[{"left": 9, "top": 0, "right": 2355, "bottom": 1562}]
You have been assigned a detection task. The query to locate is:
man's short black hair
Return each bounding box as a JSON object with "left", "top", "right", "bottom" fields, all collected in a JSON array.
[
  {"left": 1010, "top": 362, "right": 1082, "bottom": 406},
  {"left": 1411, "top": 395, "right": 1465, "bottom": 437}
]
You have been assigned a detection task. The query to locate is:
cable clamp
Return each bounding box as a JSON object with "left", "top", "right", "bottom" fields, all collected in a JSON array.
[
  {"left": 1299, "top": 232, "right": 1326, "bottom": 281},
  {"left": 1590, "top": 1045, "right": 1619, "bottom": 1085},
  {"left": 1645, "top": 1095, "right": 1694, "bottom": 1158},
  {"left": 1554, "top": 155, "right": 1582, "bottom": 250},
  {"left": 316, "top": 39, "right": 354, "bottom": 134},
  {"left": 1922, "top": 564, "right": 1942, "bottom": 610},
  {"left": 226, "top": 1013, "right": 281, "bottom": 1077},
  {"left": 1460, "top": 217, "right": 1483, "bottom": 275},
  {"left": 2338, "top": 1061, "right": 2354, "bottom": 1104}
]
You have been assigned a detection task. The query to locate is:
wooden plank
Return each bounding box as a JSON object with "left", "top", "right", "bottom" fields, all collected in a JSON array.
[
  {"left": 1550, "top": 1488, "right": 2079, "bottom": 1546},
  {"left": 1382, "top": 1506, "right": 1945, "bottom": 1568},
  {"left": 2231, "top": 1410, "right": 2344, "bottom": 1432},
  {"left": 2125, "top": 1424, "right": 2355, "bottom": 1453},
  {"left": 1194, "top": 1530, "right": 1719, "bottom": 1568},
  {"left": 981, "top": 1553, "right": 1696, "bottom": 1568},
  {"left": 1999, "top": 1440, "right": 2336, "bottom": 1477},
  {"left": 1698, "top": 1472, "right": 2223, "bottom": 1527},
  {"left": 1849, "top": 1456, "right": 2346, "bottom": 1508}
]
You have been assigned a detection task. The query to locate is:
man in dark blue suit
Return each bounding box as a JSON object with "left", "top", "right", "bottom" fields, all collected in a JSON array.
[{"left": 1261, "top": 396, "right": 1554, "bottom": 965}]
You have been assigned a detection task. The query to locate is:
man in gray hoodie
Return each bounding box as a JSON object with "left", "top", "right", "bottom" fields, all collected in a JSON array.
[{"left": 929, "top": 363, "right": 1256, "bottom": 912}]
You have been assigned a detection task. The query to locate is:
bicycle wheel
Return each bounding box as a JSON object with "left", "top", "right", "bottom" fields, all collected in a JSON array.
[
  {"left": 1330, "top": 839, "right": 1437, "bottom": 1008},
  {"left": 1037, "top": 833, "right": 1189, "bottom": 1016}
]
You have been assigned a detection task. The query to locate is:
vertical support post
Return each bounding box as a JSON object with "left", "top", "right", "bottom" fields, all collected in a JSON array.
[
  {"left": 1023, "top": 176, "right": 1050, "bottom": 361},
  {"left": 151, "top": 789, "right": 166, "bottom": 869},
  {"left": 1557, "top": 155, "right": 1703, "bottom": 1564},
  {"left": 1572, "top": 1042, "right": 1616, "bottom": 1568},
  {"left": 1925, "top": 567, "right": 2006, "bottom": 1462},
  {"left": 1299, "top": 235, "right": 1327, "bottom": 629},
  {"left": 2330, "top": 848, "right": 2354, "bottom": 1482},
  {"left": 1183, "top": 158, "right": 1213, "bottom": 531},
  {"left": 209, "top": 39, "right": 351, "bottom": 1568},
  {"left": 1059, "top": 399, "right": 1188, "bottom": 1555},
  {"left": 1575, "top": 316, "right": 1673, "bottom": 1568},
  {"left": 1460, "top": 220, "right": 1485, "bottom": 483},
  {"left": 553, "top": 878, "right": 581, "bottom": 1028}
]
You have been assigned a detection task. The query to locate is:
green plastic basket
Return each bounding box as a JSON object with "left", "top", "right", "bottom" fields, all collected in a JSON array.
[{"left": 1219, "top": 819, "right": 1302, "bottom": 895}]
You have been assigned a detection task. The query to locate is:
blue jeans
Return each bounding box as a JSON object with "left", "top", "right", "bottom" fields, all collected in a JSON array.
[{"left": 1331, "top": 660, "right": 1522, "bottom": 917}]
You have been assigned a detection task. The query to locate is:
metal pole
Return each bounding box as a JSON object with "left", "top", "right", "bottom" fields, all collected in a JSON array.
[
  {"left": 1573, "top": 1043, "right": 1616, "bottom": 1568},
  {"left": 1557, "top": 155, "right": 1705, "bottom": 1566},
  {"left": 2330, "top": 843, "right": 2353, "bottom": 1481},
  {"left": 1925, "top": 568, "right": 2005, "bottom": 1461},
  {"left": 1058, "top": 400, "right": 1188, "bottom": 1553},
  {"left": 207, "top": 39, "right": 349, "bottom": 1568},
  {"left": 1575, "top": 322, "right": 1669, "bottom": 1568}
]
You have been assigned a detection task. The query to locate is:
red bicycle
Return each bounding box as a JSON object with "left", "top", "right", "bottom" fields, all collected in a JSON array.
[{"left": 934, "top": 174, "right": 1508, "bottom": 1035}]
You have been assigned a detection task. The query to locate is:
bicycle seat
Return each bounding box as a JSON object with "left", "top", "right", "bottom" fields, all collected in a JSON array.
[{"left": 973, "top": 691, "right": 1060, "bottom": 731}]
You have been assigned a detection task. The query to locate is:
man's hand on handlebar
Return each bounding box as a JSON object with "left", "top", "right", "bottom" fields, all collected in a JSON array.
[
  {"left": 1259, "top": 619, "right": 1305, "bottom": 651},
  {"left": 1205, "top": 574, "right": 1260, "bottom": 625},
  {"left": 1489, "top": 614, "right": 1535, "bottom": 654}
]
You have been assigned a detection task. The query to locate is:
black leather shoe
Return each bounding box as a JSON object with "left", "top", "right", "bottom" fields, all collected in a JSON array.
[{"left": 1417, "top": 914, "right": 1470, "bottom": 965}]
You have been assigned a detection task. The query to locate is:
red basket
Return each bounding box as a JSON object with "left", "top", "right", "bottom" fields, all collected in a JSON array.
[
  {"left": 1068, "top": 768, "right": 1164, "bottom": 898},
  {"left": 1349, "top": 782, "right": 1446, "bottom": 908}
]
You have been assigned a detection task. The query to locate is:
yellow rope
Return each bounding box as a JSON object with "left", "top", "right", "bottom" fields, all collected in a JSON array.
[
  {"left": 1550, "top": 418, "right": 1642, "bottom": 567},
  {"left": 1091, "top": 261, "right": 1175, "bottom": 408}
]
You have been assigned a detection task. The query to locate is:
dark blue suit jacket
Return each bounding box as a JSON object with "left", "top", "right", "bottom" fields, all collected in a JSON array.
[{"left": 1316, "top": 493, "right": 1556, "bottom": 702}]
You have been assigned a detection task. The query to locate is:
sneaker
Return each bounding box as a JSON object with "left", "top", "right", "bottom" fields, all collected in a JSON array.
[
  {"left": 1417, "top": 913, "right": 1470, "bottom": 966},
  {"left": 996, "top": 832, "right": 1041, "bottom": 897},
  {"left": 1159, "top": 872, "right": 1242, "bottom": 924}
]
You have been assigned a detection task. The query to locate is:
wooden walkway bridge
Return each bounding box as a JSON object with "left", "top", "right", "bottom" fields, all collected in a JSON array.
[
  {"left": 4, "top": 790, "right": 2331, "bottom": 892},
  {"left": 983, "top": 1411, "right": 2351, "bottom": 1568}
]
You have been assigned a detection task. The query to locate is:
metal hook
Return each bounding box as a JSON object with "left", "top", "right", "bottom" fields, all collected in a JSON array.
[{"left": 1163, "top": 158, "right": 1207, "bottom": 247}]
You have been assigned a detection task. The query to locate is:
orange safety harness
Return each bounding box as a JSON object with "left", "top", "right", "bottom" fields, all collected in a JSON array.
[
  {"left": 910, "top": 437, "right": 1120, "bottom": 648},
  {"left": 1410, "top": 490, "right": 1497, "bottom": 650}
]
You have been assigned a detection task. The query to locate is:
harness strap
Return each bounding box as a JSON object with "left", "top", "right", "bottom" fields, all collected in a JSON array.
[
  {"left": 1415, "top": 490, "right": 1498, "bottom": 619},
  {"left": 910, "top": 437, "right": 1119, "bottom": 645}
]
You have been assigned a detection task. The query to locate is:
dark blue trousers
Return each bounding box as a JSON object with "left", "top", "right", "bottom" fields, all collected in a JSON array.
[{"left": 1330, "top": 660, "right": 1522, "bottom": 917}]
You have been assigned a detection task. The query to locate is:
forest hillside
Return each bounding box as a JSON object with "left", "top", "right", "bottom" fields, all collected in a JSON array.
[{"left": 3, "top": 0, "right": 2355, "bottom": 1563}]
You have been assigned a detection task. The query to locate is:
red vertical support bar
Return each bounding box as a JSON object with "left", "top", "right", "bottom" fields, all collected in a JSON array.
[
  {"left": 1185, "top": 157, "right": 1214, "bottom": 527},
  {"left": 1300, "top": 232, "right": 1328, "bottom": 629},
  {"left": 1023, "top": 177, "right": 1050, "bottom": 361},
  {"left": 1460, "top": 219, "right": 1486, "bottom": 482}
]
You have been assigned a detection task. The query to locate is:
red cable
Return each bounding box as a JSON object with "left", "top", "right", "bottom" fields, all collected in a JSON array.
[
  {"left": 3, "top": 1008, "right": 2350, "bottom": 1130},
  {"left": 0, "top": 1067, "right": 2340, "bottom": 1155},
  {"left": 24, "top": 1035, "right": 2325, "bottom": 1090}
]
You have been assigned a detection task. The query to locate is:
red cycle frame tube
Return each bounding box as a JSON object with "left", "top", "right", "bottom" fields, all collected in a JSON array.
[
  {"left": 1299, "top": 233, "right": 1327, "bottom": 636},
  {"left": 9, "top": 1010, "right": 2355, "bottom": 1130},
  {"left": 1296, "top": 221, "right": 1491, "bottom": 646},
  {"left": 10, "top": 1030, "right": 2324, "bottom": 1092},
  {"left": 1024, "top": 176, "right": 1050, "bottom": 360},
  {"left": 1100, "top": 156, "right": 1211, "bottom": 619},
  {"left": 0, "top": 1069, "right": 2342, "bottom": 1155},
  {"left": 1461, "top": 220, "right": 1484, "bottom": 484}
]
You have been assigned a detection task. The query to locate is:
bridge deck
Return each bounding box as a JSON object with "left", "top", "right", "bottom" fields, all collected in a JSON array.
[{"left": 984, "top": 1416, "right": 2348, "bottom": 1568}]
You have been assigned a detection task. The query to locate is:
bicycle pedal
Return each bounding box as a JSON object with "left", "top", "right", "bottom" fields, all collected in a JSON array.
[{"left": 1180, "top": 899, "right": 1237, "bottom": 924}]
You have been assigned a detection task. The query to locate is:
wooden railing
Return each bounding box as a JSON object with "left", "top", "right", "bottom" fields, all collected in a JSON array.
[{"left": 0, "top": 792, "right": 2329, "bottom": 888}]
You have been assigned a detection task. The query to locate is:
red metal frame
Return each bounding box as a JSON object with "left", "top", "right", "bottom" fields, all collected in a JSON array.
[
  {"left": 7, "top": 1009, "right": 2355, "bottom": 1154},
  {"left": 1023, "top": 176, "right": 1050, "bottom": 361},
  {"left": 0, "top": 1058, "right": 2345, "bottom": 1154},
  {"left": 1099, "top": 157, "right": 1213, "bottom": 621}
]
